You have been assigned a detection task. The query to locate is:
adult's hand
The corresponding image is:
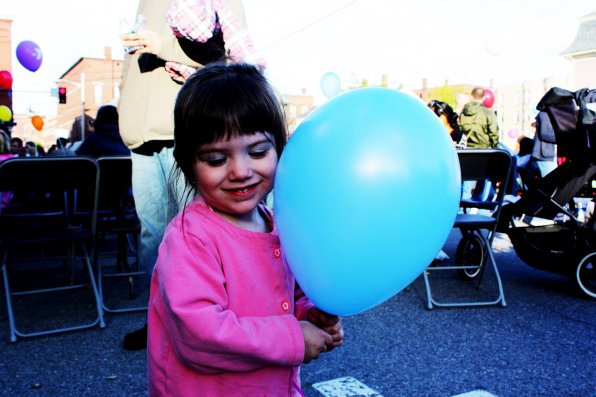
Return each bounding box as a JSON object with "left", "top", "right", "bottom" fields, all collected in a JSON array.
[{"left": 121, "top": 28, "right": 162, "bottom": 55}]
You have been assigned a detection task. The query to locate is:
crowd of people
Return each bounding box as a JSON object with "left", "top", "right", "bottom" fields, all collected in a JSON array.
[
  {"left": 1, "top": 1, "right": 566, "bottom": 391},
  {"left": 0, "top": 104, "right": 129, "bottom": 160},
  {"left": 428, "top": 86, "right": 557, "bottom": 198}
]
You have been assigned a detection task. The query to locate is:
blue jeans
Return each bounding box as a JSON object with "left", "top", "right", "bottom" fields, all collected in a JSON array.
[
  {"left": 131, "top": 148, "right": 190, "bottom": 288},
  {"left": 536, "top": 158, "right": 557, "bottom": 178},
  {"left": 461, "top": 179, "right": 494, "bottom": 216},
  {"left": 462, "top": 180, "right": 493, "bottom": 201}
]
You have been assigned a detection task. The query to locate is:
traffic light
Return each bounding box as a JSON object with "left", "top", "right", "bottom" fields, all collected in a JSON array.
[{"left": 58, "top": 87, "right": 67, "bottom": 104}]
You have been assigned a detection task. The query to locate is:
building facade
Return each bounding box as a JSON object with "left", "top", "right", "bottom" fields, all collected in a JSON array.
[
  {"left": 56, "top": 47, "right": 123, "bottom": 135},
  {"left": 561, "top": 11, "right": 596, "bottom": 90},
  {"left": 283, "top": 89, "right": 315, "bottom": 136}
]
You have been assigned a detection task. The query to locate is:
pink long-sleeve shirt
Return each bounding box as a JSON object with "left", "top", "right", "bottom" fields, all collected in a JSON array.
[{"left": 148, "top": 199, "right": 314, "bottom": 396}]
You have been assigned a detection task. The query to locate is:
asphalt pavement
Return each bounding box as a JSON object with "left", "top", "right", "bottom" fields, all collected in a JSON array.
[{"left": 1, "top": 230, "right": 594, "bottom": 397}]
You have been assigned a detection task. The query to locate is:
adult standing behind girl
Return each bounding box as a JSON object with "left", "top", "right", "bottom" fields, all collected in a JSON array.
[
  {"left": 147, "top": 63, "right": 343, "bottom": 396},
  {"left": 119, "top": 0, "right": 262, "bottom": 350}
]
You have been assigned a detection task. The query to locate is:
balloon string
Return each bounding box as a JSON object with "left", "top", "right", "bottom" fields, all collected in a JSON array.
[
  {"left": 293, "top": 377, "right": 306, "bottom": 397},
  {"left": 257, "top": 0, "right": 362, "bottom": 53}
]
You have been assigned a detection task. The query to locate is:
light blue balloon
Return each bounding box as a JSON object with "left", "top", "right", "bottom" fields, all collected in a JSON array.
[
  {"left": 274, "top": 88, "right": 461, "bottom": 316},
  {"left": 320, "top": 72, "right": 341, "bottom": 98}
]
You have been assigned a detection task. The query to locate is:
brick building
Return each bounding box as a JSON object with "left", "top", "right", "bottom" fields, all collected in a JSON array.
[
  {"left": 283, "top": 89, "right": 315, "bottom": 135},
  {"left": 56, "top": 47, "right": 123, "bottom": 136}
]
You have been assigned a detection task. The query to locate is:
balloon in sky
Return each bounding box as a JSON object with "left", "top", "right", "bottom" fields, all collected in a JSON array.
[
  {"left": 483, "top": 88, "right": 495, "bottom": 109},
  {"left": 31, "top": 115, "right": 44, "bottom": 131},
  {"left": 274, "top": 88, "right": 461, "bottom": 316},
  {"left": 320, "top": 72, "right": 341, "bottom": 98},
  {"left": 484, "top": 37, "right": 505, "bottom": 57},
  {"left": 0, "top": 70, "right": 13, "bottom": 90},
  {"left": 0, "top": 105, "right": 12, "bottom": 122},
  {"left": 16, "top": 40, "right": 43, "bottom": 72}
]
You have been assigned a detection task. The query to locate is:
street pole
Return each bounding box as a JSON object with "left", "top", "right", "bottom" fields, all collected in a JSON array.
[{"left": 80, "top": 72, "right": 85, "bottom": 140}]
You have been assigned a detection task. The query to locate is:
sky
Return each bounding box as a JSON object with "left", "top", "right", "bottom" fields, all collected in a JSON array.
[{"left": 1, "top": 0, "right": 595, "bottom": 117}]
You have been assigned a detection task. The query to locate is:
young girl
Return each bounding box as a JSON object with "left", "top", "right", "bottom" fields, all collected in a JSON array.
[
  {"left": 147, "top": 63, "right": 344, "bottom": 397},
  {"left": 427, "top": 100, "right": 467, "bottom": 149}
]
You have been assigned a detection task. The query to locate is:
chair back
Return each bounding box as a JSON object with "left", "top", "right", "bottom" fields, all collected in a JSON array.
[
  {"left": 0, "top": 157, "right": 99, "bottom": 234},
  {"left": 96, "top": 156, "right": 136, "bottom": 222},
  {"left": 458, "top": 148, "right": 513, "bottom": 218},
  {"left": 458, "top": 149, "right": 512, "bottom": 185}
]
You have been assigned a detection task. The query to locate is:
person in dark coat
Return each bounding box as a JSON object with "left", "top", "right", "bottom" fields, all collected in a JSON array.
[
  {"left": 76, "top": 105, "right": 130, "bottom": 158},
  {"left": 531, "top": 111, "right": 557, "bottom": 177}
]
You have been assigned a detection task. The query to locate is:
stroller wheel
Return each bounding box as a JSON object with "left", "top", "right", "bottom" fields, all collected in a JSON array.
[
  {"left": 576, "top": 251, "right": 596, "bottom": 300},
  {"left": 456, "top": 233, "right": 484, "bottom": 280}
]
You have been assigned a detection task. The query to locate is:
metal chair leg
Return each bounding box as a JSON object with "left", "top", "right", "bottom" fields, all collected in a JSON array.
[{"left": 2, "top": 252, "right": 17, "bottom": 343}]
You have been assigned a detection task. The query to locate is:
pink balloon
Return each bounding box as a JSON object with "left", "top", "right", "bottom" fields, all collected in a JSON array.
[
  {"left": 0, "top": 70, "right": 13, "bottom": 90},
  {"left": 508, "top": 128, "right": 519, "bottom": 139},
  {"left": 483, "top": 89, "right": 495, "bottom": 108}
]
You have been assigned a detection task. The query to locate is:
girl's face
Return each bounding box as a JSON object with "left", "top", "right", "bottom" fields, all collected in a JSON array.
[
  {"left": 438, "top": 114, "right": 452, "bottom": 132},
  {"left": 193, "top": 131, "right": 278, "bottom": 229}
]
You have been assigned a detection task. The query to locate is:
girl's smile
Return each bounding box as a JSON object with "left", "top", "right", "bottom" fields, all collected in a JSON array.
[
  {"left": 223, "top": 183, "right": 258, "bottom": 197},
  {"left": 193, "top": 132, "right": 278, "bottom": 231}
]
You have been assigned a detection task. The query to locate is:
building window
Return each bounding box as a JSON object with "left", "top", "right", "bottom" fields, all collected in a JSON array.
[
  {"left": 94, "top": 83, "right": 104, "bottom": 105},
  {"left": 289, "top": 105, "right": 296, "bottom": 119},
  {"left": 113, "top": 85, "right": 120, "bottom": 102}
]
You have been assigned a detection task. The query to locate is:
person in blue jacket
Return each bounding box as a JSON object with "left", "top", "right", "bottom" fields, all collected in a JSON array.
[{"left": 77, "top": 105, "right": 130, "bottom": 158}]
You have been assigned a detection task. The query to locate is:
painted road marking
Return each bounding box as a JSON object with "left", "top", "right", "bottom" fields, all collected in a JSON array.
[
  {"left": 312, "top": 376, "right": 499, "bottom": 397},
  {"left": 312, "top": 376, "right": 383, "bottom": 397}
]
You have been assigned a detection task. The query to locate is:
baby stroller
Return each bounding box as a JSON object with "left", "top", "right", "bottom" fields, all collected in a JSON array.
[{"left": 496, "top": 87, "right": 596, "bottom": 299}]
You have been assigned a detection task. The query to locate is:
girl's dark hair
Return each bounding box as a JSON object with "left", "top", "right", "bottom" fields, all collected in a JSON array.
[
  {"left": 428, "top": 100, "right": 459, "bottom": 131},
  {"left": 173, "top": 63, "right": 287, "bottom": 194}
]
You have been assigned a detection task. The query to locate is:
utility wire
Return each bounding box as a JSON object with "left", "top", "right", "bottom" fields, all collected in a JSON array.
[{"left": 257, "top": 0, "right": 363, "bottom": 52}]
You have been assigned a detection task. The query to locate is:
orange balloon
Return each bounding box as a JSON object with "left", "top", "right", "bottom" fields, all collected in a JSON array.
[{"left": 32, "top": 115, "right": 44, "bottom": 131}]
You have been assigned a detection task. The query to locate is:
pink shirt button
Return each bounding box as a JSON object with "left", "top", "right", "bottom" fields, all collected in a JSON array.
[
  {"left": 273, "top": 248, "right": 281, "bottom": 258},
  {"left": 281, "top": 300, "right": 290, "bottom": 313}
]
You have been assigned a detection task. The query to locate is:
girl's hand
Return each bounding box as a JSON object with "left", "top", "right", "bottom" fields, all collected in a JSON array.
[
  {"left": 299, "top": 321, "right": 333, "bottom": 363},
  {"left": 306, "top": 307, "right": 344, "bottom": 350}
]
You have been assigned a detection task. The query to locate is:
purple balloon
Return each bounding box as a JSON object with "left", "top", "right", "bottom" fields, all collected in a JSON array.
[{"left": 16, "top": 40, "right": 43, "bottom": 72}]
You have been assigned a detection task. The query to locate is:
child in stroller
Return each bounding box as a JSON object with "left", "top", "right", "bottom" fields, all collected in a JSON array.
[{"left": 497, "top": 87, "right": 596, "bottom": 300}]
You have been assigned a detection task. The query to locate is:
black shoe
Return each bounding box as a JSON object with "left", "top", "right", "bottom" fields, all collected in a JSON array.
[{"left": 123, "top": 324, "right": 147, "bottom": 351}]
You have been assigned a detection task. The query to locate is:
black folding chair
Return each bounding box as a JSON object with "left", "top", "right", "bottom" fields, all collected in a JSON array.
[
  {"left": 423, "top": 149, "right": 512, "bottom": 309},
  {"left": 94, "top": 156, "right": 145, "bottom": 313},
  {"left": 0, "top": 157, "right": 105, "bottom": 342}
]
